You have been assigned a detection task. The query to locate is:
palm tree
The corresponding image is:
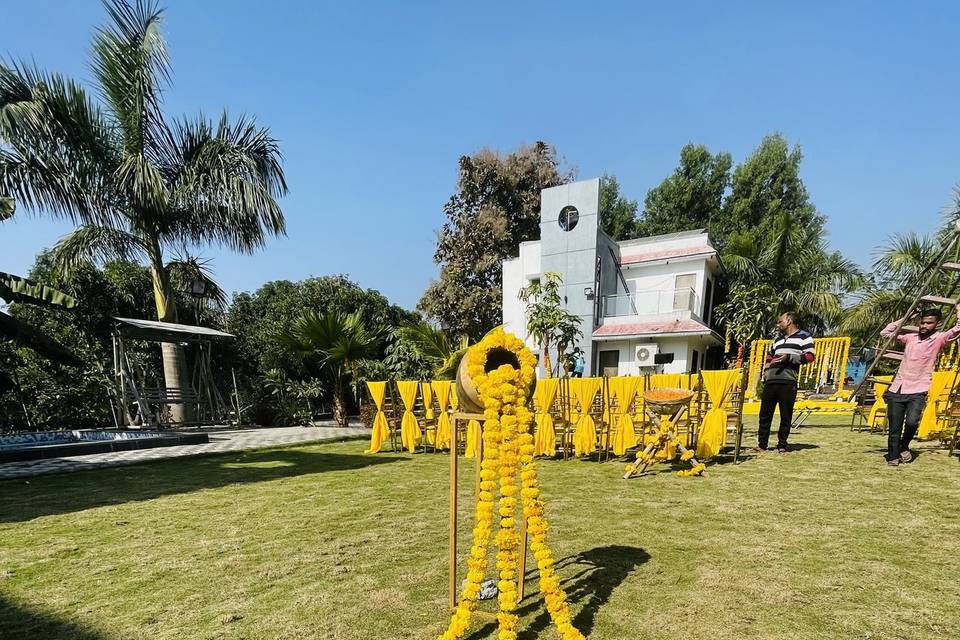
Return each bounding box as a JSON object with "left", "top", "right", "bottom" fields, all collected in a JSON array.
[
  {"left": 283, "top": 311, "right": 379, "bottom": 427},
  {"left": 398, "top": 321, "right": 469, "bottom": 380},
  {"left": 723, "top": 218, "right": 863, "bottom": 334},
  {"left": 0, "top": 0, "right": 287, "bottom": 421}
]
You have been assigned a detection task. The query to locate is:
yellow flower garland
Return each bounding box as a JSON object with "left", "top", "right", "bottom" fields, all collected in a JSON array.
[{"left": 437, "top": 328, "right": 585, "bottom": 640}]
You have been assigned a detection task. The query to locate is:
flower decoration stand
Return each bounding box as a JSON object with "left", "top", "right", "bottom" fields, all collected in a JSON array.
[{"left": 623, "top": 389, "right": 705, "bottom": 479}]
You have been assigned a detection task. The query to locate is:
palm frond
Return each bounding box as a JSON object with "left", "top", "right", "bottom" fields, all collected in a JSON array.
[
  {"left": 0, "top": 271, "right": 77, "bottom": 308},
  {"left": 0, "top": 194, "right": 13, "bottom": 220},
  {"left": 51, "top": 224, "right": 148, "bottom": 275},
  {"left": 91, "top": 0, "right": 170, "bottom": 158},
  {"left": 165, "top": 253, "right": 227, "bottom": 309}
]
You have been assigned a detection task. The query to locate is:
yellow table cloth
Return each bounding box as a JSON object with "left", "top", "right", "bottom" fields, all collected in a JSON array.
[{"left": 364, "top": 381, "right": 389, "bottom": 453}]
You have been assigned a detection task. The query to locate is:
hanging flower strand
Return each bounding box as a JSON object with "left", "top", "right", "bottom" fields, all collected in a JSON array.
[{"left": 437, "top": 328, "right": 586, "bottom": 640}]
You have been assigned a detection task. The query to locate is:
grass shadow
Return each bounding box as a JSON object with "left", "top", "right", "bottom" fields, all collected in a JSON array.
[
  {"left": 0, "top": 448, "right": 403, "bottom": 524},
  {"left": 0, "top": 595, "right": 112, "bottom": 640},
  {"left": 461, "top": 544, "right": 649, "bottom": 639}
]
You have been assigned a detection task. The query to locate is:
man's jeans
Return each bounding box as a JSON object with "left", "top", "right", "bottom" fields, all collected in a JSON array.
[
  {"left": 758, "top": 382, "right": 797, "bottom": 449},
  {"left": 883, "top": 390, "right": 927, "bottom": 461}
]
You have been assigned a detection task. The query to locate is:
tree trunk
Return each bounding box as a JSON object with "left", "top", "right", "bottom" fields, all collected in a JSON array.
[
  {"left": 148, "top": 241, "right": 193, "bottom": 424},
  {"left": 333, "top": 386, "right": 348, "bottom": 427},
  {"left": 542, "top": 339, "right": 553, "bottom": 378}
]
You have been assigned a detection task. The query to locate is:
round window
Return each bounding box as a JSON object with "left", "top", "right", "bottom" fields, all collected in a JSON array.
[{"left": 558, "top": 205, "right": 579, "bottom": 231}]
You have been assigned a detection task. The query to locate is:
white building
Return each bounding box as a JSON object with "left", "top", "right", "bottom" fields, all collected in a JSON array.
[{"left": 502, "top": 178, "right": 723, "bottom": 376}]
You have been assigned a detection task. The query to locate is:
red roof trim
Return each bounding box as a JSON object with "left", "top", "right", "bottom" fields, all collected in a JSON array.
[
  {"left": 618, "top": 246, "right": 715, "bottom": 265},
  {"left": 593, "top": 318, "right": 713, "bottom": 337}
]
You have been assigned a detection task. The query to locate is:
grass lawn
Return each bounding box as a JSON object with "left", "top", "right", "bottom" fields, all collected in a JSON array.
[{"left": 2, "top": 420, "right": 960, "bottom": 640}]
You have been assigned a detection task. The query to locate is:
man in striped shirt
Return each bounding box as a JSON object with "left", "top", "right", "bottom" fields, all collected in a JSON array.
[
  {"left": 878, "top": 305, "right": 960, "bottom": 466},
  {"left": 756, "top": 312, "right": 816, "bottom": 453}
]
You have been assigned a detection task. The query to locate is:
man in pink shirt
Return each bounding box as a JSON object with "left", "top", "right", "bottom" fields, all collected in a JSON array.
[{"left": 879, "top": 304, "right": 960, "bottom": 466}]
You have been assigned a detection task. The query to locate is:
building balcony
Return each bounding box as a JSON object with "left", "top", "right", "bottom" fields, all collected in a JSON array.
[{"left": 601, "top": 287, "right": 701, "bottom": 320}]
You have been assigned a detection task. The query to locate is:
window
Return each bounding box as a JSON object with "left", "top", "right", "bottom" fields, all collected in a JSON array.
[
  {"left": 673, "top": 274, "right": 696, "bottom": 311},
  {"left": 599, "top": 350, "right": 619, "bottom": 377},
  {"left": 704, "top": 278, "right": 714, "bottom": 324},
  {"left": 691, "top": 350, "right": 700, "bottom": 373},
  {"left": 558, "top": 205, "right": 579, "bottom": 231}
]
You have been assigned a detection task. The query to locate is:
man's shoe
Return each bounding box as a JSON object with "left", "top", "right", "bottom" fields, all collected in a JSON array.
[
  {"left": 751, "top": 447, "right": 767, "bottom": 453},
  {"left": 900, "top": 450, "right": 913, "bottom": 463},
  {"left": 886, "top": 459, "right": 900, "bottom": 467},
  {"left": 777, "top": 446, "right": 788, "bottom": 454}
]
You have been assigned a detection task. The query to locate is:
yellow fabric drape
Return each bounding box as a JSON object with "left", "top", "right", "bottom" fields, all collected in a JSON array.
[
  {"left": 648, "top": 373, "right": 682, "bottom": 390},
  {"left": 364, "top": 381, "right": 390, "bottom": 453},
  {"left": 868, "top": 376, "right": 893, "bottom": 427},
  {"left": 432, "top": 380, "right": 452, "bottom": 450},
  {"left": 919, "top": 371, "right": 956, "bottom": 439},
  {"left": 464, "top": 420, "right": 481, "bottom": 458},
  {"left": 695, "top": 370, "right": 741, "bottom": 459},
  {"left": 533, "top": 378, "right": 559, "bottom": 457},
  {"left": 396, "top": 380, "right": 421, "bottom": 453},
  {"left": 571, "top": 377, "right": 603, "bottom": 456},
  {"left": 610, "top": 376, "right": 640, "bottom": 455},
  {"left": 420, "top": 382, "right": 436, "bottom": 445}
]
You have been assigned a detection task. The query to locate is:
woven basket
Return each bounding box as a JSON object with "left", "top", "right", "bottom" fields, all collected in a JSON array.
[{"left": 643, "top": 388, "right": 694, "bottom": 415}]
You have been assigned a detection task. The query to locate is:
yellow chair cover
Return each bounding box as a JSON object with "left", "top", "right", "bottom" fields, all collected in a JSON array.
[
  {"left": 610, "top": 376, "right": 640, "bottom": 455},
  {"left": 918, "top": 371, "right": 955, "bottom": 439},
  {"left": 364, "top": 381, "right": 390, "bottom": 453},
  {"left": 396, "top": 380, "right": 421, "bottom": 453},
  {"left": 648, "top": 373, "right": 682, "bottom": 390},
  {"left": 572, "top": 377, "right": 603, "bottom": 456},
  {"left": 533, "top": 378, "right": 559, "bottom": 457},
  {"left": 695, "top": 369, "right": 741, "bottom": 459},
  {"left": 420, "top": 382, "right": 436, "bottom": 445},
  {"left": 465, "top": 420, "right": 481, "bottom": 458},
  {"left": 868, "top": 376, "right": 893, "bottom": 427},
  {"left": 432, "top": 380, "right": 452, "bottom": 450}
]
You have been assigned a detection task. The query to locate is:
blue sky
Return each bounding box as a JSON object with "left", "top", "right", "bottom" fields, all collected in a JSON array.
[{"left": 2, "top": 0, "right": 959, "bottom": 310}]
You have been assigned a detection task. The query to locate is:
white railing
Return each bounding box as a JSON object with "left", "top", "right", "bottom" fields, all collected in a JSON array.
[{"left": 601, "top": 287, "right": 700, "bottom": 318}]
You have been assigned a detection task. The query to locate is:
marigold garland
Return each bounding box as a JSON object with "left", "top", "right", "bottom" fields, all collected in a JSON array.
[{"left": 437, "top": 328, "right": 586, "bottom": 640}]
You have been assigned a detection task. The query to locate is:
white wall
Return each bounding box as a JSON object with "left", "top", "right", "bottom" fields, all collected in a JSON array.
[
  {"left": 594, "top": 337, "right": 695, "bottom": 375},
  {"left": 621, "top": 258, "right": 708, "bottom": 320}
]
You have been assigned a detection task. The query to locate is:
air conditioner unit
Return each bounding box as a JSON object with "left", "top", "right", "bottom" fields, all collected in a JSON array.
[{"left": 635, "top": 343, "right": 659, "bottom": 367}]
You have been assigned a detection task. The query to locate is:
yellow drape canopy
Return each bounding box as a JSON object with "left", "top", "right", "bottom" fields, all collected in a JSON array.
[
  {"left": 364, "top": 381, "right": 389, "bottom": 453},
  {"left": 396, "top": 380, "right": 421, "bottom": 453}
]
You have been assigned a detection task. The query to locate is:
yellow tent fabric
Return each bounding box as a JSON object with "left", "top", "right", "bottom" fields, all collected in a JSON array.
[
  {"left": 432, "top": 380, "right": 452, "bottom": 450},
  {"left": 420, "top": 382, "right": 436, "bottom": 445},
  {"left": 610, "top": 376, "right": 640, "bottom": 455},
  {"left": 396, "top": 380, "right": 421, "bottom": 453},
  {"left": 533, "top": 378, "right": 559, "bottom": 457},
  {"left": 695, "top": 369, "right": 741, "bottom": 459},
  {"left": 364, "top": 381, "right": 390, "bottom": 453},
  {"left": 572, "top": 377, "right": 603, "bottom": 456},
  {"left": 918, "top": 371, "right": 956, "bottom": 439},
  {"left": 868, "top": 376, "right": 893, "bottom": 427}
]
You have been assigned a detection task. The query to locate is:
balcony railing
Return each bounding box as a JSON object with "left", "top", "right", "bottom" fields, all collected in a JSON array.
[{"left": 601, "top": 287, "right": 700, "bottom": 318}]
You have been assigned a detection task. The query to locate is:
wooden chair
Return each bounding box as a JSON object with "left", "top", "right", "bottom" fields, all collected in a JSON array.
[{"left": 416, "top": 381, "right": 439, "bottom": 453}]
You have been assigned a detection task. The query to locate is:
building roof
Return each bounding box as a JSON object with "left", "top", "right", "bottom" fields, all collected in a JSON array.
[
  {"left": 618, "top": 245, "right": 716, "bottom": 265},
  {"left": 593, "top": 318, "right": 718, "bottom": 339},
  {"left": 113, "top": 317, "right": 234, "bottom": 342}
]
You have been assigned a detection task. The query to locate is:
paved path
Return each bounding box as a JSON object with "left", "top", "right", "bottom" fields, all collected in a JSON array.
[{"left": 0, "top": 425, "right": 370, "bottom": 480}]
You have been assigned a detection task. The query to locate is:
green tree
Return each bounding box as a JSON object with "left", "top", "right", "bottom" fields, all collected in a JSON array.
[
  {"left": 717, "top": 134, "right": 823, "bottom": 248},
  {"left": 0, "top": 0, "right": 287, "bottom": 422},
  {"left": 599, "top": 173, "right": 640, "bottom": 241},
  {"left": 394, "top": 321, "right": 468, "bottom": 380},
  {"left": 418, "top": 142, "right": 572, "bottom": 340},
  {"left": 714, "top": 282, "right": 780, "bottom": 365},
  {"left": 519, "top": 272, "right": 582, "bottom": 377},
  {"left": 282, "top": 311, "right": 379, "bottom": 427},
  {"left": 638, "top": 143, "right": 732, "bottom": 239}
]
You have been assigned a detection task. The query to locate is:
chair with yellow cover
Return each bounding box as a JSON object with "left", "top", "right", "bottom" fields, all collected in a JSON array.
[
  {"left": 395, "top": 380, "right": 424, "bottom": 453},
  {"left": 570, "top": 377, "right": 604, "bottom": 458},
  {"left": 364, "top": 381, "right": 391, "bottom": 453},
  {"left": 432, "top": 380, "right": 454, "bottom": 451},
  {"left": 417, "top": 381, "right": 439, "bottom": 453},
  {"left": 921, "top": 369, "right": 960, "bottom": 445},
  {"left": 693, "top": 369, "right": 744, "bottom": 461},
  {"left": 532, "top": 377, "right": 560, "bottom": 457},
  {"left": 608, "top": 376, "right": 642, "bottom": 457}
]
